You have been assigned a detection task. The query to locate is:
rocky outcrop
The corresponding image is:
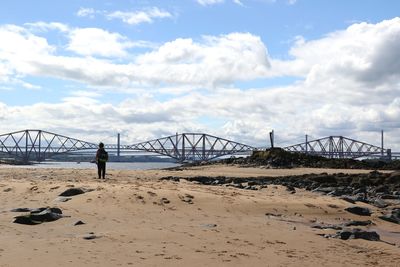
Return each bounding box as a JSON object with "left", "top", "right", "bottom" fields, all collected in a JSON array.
[{"left": 188, "top": 147, "right": 400, "bottom": 170}]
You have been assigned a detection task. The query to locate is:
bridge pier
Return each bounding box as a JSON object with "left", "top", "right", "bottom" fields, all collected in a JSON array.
[
  {"left": 305, "top": 134, "right": 308, "bottom": 154},
  {"left": 381, "top": 130, "right": 384, "bottom": 156},
  {"left": 387, "top": 149, "right": 392, "bottom": 161},
  {"left": 202, "top": 134, "right": 206, "bottom": 160},
  {"left": 181, "top": 134, "right": 185, "bottom": 162},
  {"left": 117, "top": 133, "right": 120, "bottom": 162}
]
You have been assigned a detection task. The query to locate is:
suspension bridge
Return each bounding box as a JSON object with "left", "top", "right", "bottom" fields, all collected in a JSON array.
[{"left": 0, "top": 129, "right": 394, "bottom": 163}]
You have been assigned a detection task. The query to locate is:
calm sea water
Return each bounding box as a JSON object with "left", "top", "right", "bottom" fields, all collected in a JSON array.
[{"left": 3, "top": 161, "right": 180, "bottom": 170}]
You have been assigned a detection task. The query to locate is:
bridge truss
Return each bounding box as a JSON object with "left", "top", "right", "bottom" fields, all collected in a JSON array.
[
  {"left": 128, "top": 133, "right": 255, "bottom": 162},
  {"left": 283, "top": 136, "right": 385, "bottom": 159},
  {"left": 0, "top": 130, "right": 97, "bottom": 162},
  {"left": 0, "top": 130, "right": 255, "bottom": 162},
  {"left": 0, "top": 130, "right": 390, "bottom": 162}
]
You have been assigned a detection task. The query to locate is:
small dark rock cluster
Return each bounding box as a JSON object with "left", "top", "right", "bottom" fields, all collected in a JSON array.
[
  {"left": 74, "top": 220, "right": 85, "bottom": 226},
  {"left": 343, "top": 220, "right": 372, "bottom": 227},
  {"left": 325, "top": 228, "right": 381, "bottom": 241},
  {"left": 379, "top": 208, "right": 400, "bottom": 224},
  {"left": 201, "top": 223, "right": 218, "bottom": 228},
  {"left": 12, "top": 207, "right": 63, "bottom": 225},
  {"left": 11, "top": 187, "right": 91, "bottom": 225},
  {"left": 83, "top": 232, "right": 100, "bottom": 240},
  {"left": 311, "top": 220, "right": 372, "bottom": 231},
  {"left": 314, "top": 224, "right": 381, "bottom": 242},
  {"left": 59, "top": 187, "right": 86, "bottom": 197},
  {"left": 345, "top": 206, "right": 372, "bottom": 216}
]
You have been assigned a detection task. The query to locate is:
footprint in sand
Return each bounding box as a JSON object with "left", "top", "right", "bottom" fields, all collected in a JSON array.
[
  {"left": 304, "top": 203, "right": 320, "bottom": 209},
  {"left": 327, "top": 204, "right": 340, "bottom": 209},
  {"left": 164, "top": 255, "right": 182, "bottom": 260},
  {"left": 178, "top": 194, "right": 194, "bottom": 204},
  {"left": 147, "top": 191, "right": 157, "bottom": 197},
  {"left": 161, "top": 197, "right": 170, "bottom": 204},
  {"left": 134, "top": 194, "right": 146, "bottom": 204},
  {"left": 29, "top": 185, "right": 39, "bottom": 191},
  {"left": 154, "top": 197, "right": 171, "bottom": 206}
]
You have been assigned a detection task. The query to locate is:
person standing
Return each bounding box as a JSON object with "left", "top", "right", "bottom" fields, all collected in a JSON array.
[{"left": 96, "top": 142, "right": 108, "bottom": 179}]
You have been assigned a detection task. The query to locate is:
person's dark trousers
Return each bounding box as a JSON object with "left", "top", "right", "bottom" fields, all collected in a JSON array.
[{"left": 97, "top": 161, "right": 106, "bottom": 179}]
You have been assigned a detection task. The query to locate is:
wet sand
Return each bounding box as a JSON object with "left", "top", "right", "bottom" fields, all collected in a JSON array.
[{"left": 0, "top": 165, "right": 399, "bottom": 266}]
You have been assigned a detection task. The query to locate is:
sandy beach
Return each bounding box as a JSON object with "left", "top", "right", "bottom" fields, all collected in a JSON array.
[{"left": 0, "top": 165, "right": 399, "bottom": 267}]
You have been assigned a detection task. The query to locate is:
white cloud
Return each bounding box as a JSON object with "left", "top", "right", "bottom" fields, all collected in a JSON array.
[
  {"left": 0, "top": 63, "right": 11, "bottom": 81},
  {"left": 106, "top": 7, "right": 172, "bottom": 25},
  {"left": 272, "top": 18, "right": 400, "bottom": 84},
  {"left": 70, "top": 90, "right": 101, "bottom": 97},
  {"left": 75, "top": 7, "right": 173, "bottom": 26},
  {"left": 196, "top": 0, "right": 250, "bottom": 5},
  {"left": 0, "top": 25, "right": 56, "bottom": 83},
  {"left": 18, "top": 80, "right": 41, "bottom": 90},
  {"left": 24, "top": 21, "right": 69, "bottom": 33},
  {"left": 197, "top": 0, "right": 225, "bottom": 6},
  {"left": 21, "top": 22, "right": 155, "bottom": 58},
  {"left": 223, "top": 0, "right": 298, "bottom": 6},
  {"left": 0, "top": 62, "right": 41, "bottom": 90},
  {"left": 67, "top": 28, "right": 133, "bottom": 58},
  {"left": 0, "top": 25, "right": 271, "bottom": 88},
  {"left": 76, "top": 7, "right": 96, "bottom": 18},
  {"left": 135, "top": 32, "right": 271, "bottom": 86},
  {"left": 233, "top": 0, "right": 245, "bottom": 6},
  {"left": 0, "top": 25, "right": 55, "bottom": 57},
  {"left": 197, "top": 0, "right": 296, "bottom": 7}
]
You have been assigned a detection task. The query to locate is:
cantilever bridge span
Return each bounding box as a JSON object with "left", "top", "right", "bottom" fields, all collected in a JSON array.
[
  {"left": 283, "top": 136, "right": 387, "bottom": 159},
  {"left": 0, "top": 130, "right": 392, "bottom": 163},
  {"left": 0, "top": 130, "right": 255, "bottom": 162}
]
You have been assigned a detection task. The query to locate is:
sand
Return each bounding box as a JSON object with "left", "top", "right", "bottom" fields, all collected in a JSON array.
[{"left": 0, "top": 165, "right": 399, "bottom": 266}]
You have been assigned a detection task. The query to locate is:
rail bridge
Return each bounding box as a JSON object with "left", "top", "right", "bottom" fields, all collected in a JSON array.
[
  {"left": 0, "top": 129, "right": 394, "bottom": 163},
  {"left": 283, "top": 136, "right": 390, "bottom": 159},
  {"left": 0, "top": 130, "right": 255, "bottom": 162}
]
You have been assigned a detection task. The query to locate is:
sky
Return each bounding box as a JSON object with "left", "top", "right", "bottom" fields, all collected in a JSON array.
[{"left": 1, "top": 0, "right": 400, "bottom": 149}]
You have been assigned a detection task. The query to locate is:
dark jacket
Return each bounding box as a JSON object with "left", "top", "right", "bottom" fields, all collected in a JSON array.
[{"left": 96, "top": 148, "right": 108, "bottom": 163}]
